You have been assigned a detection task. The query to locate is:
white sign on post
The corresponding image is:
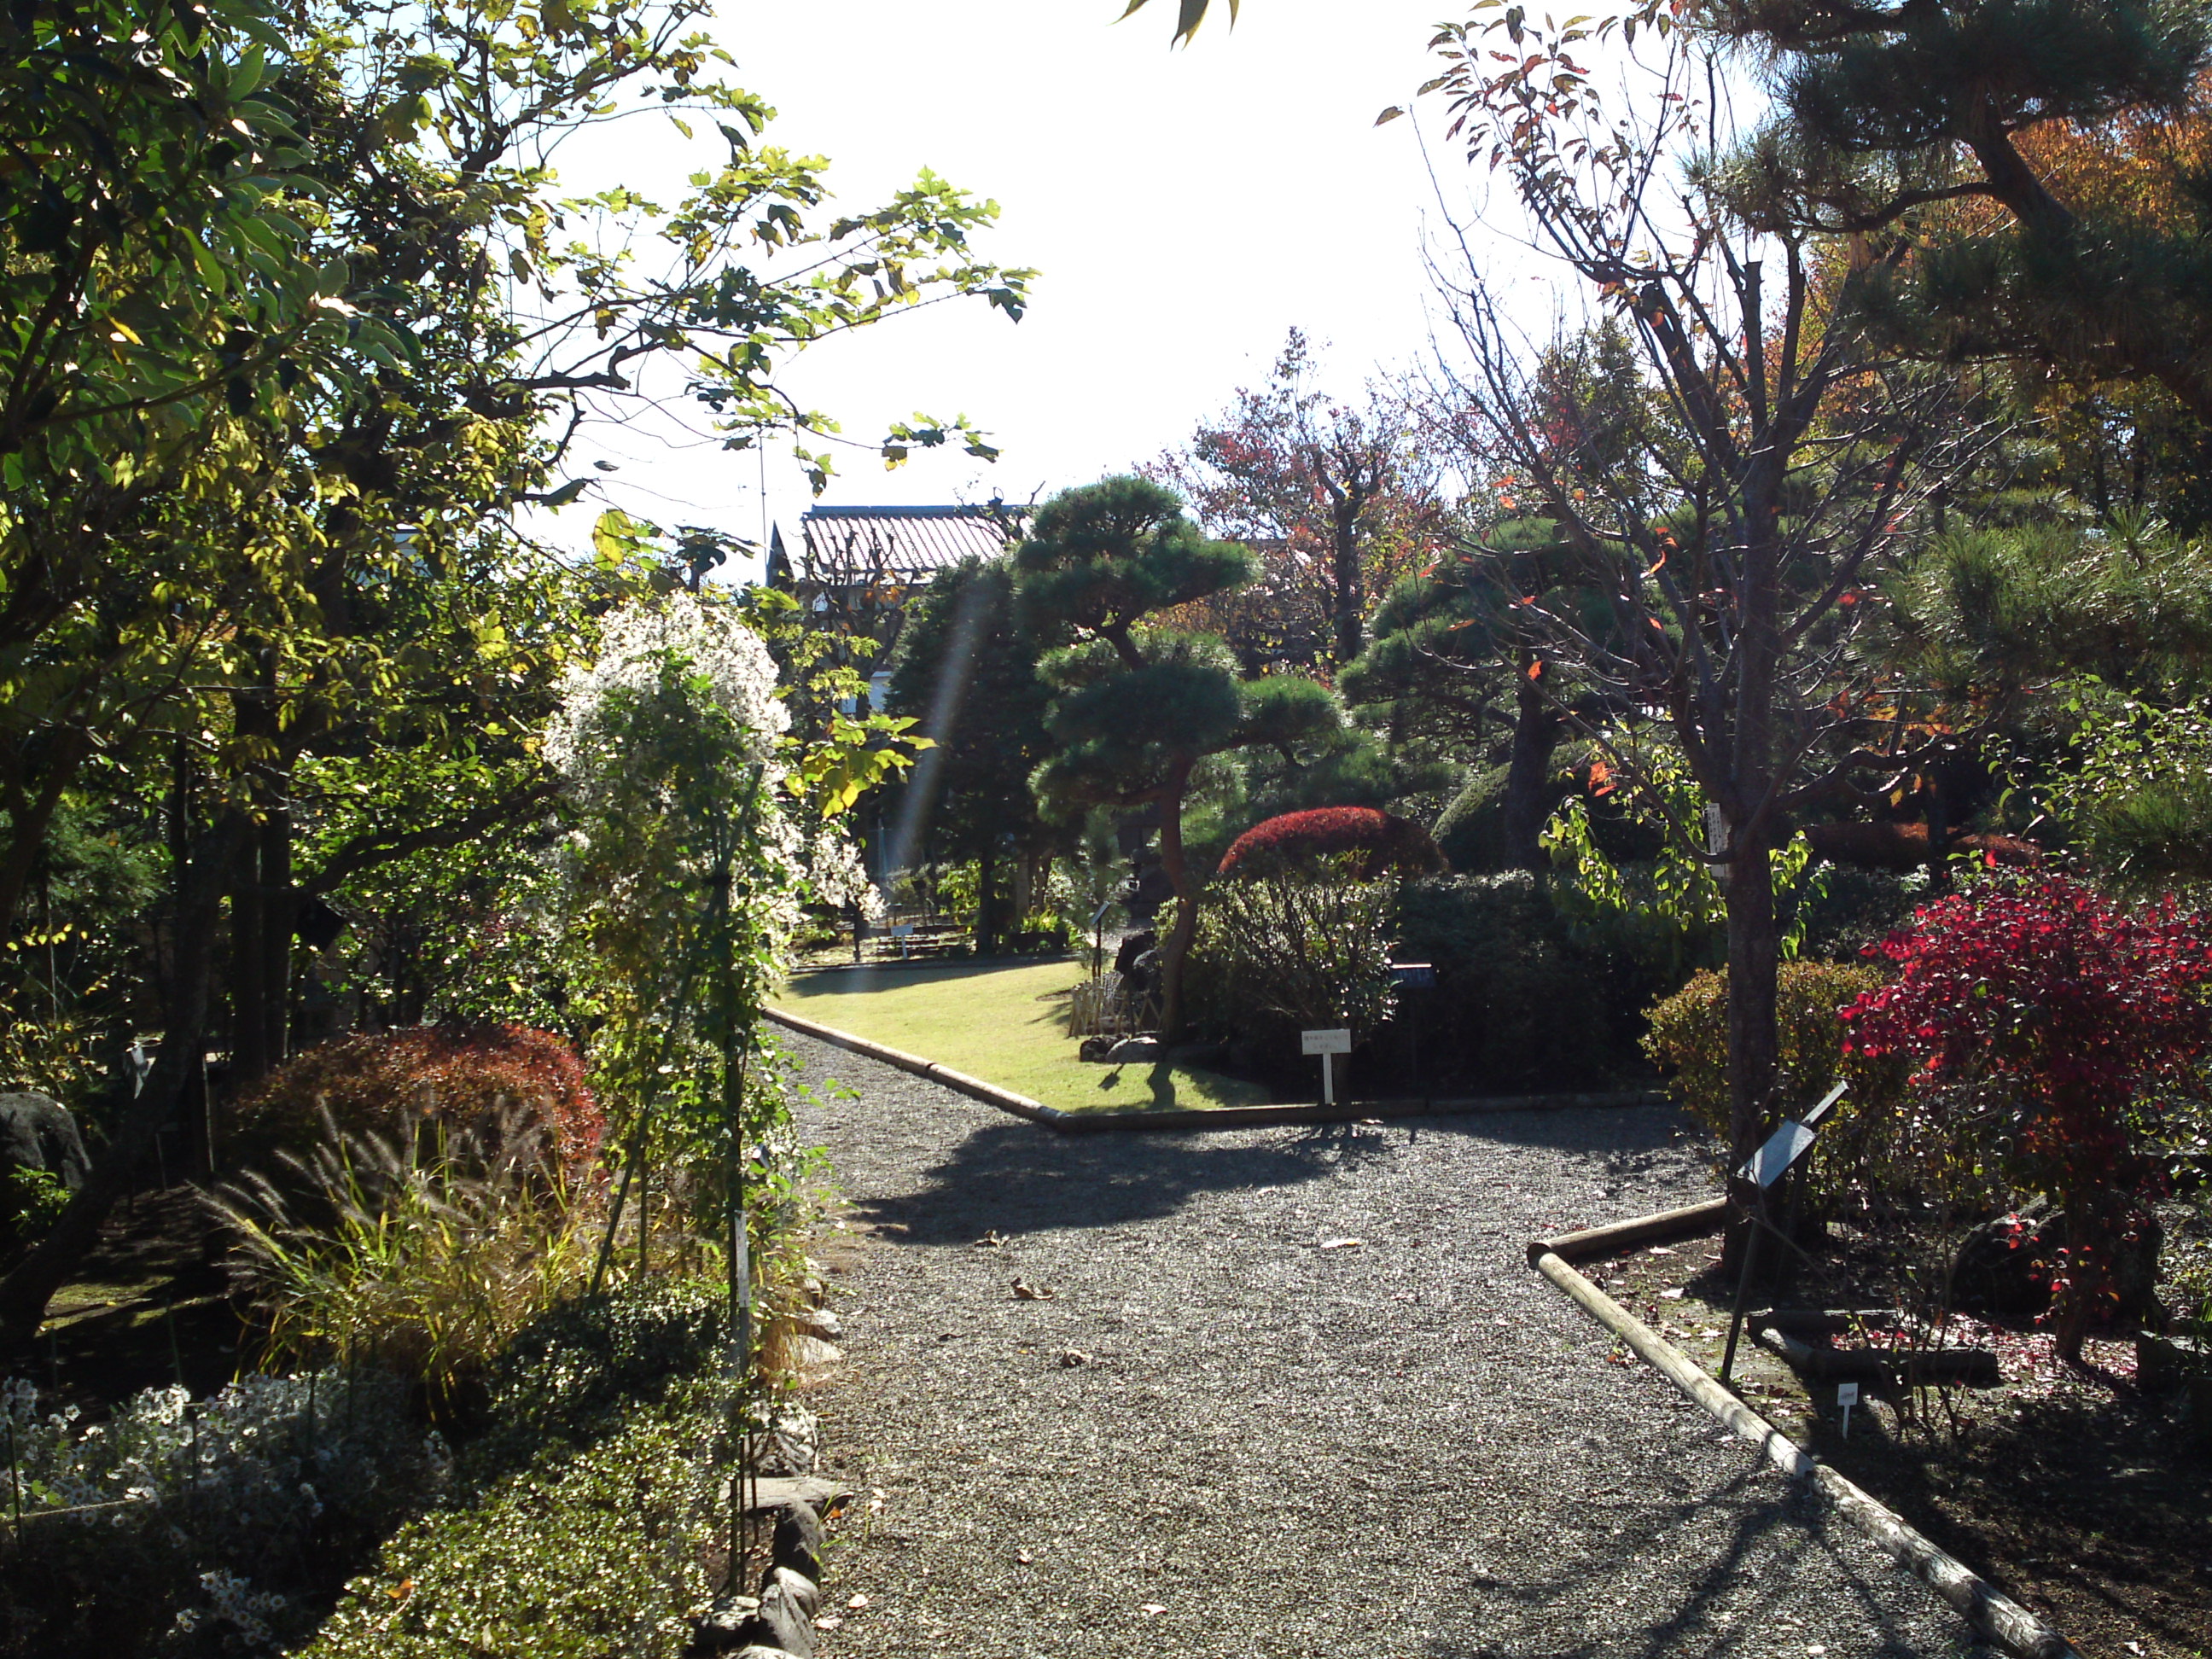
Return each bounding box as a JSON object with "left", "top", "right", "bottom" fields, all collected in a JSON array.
[
  {"left": 1301, "top": 1028, "right": 1352, "bottom": 1106},
  {"left": 1836, "top": 1379, "right": 1860, "bottom": 1438}
]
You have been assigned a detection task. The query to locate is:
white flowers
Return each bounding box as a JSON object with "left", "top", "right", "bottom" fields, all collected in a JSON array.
[
  {"left": 546, "top": 591, "right": 883, "bottom": 936},
  {"left": 546, "top": 591, "right": 787, "bottom": 800}
]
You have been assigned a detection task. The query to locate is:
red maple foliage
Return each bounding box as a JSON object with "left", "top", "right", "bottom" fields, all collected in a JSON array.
[
  {"left": 1840, "top": 873, "right": 2212, "bottom": 1351},
  {"left": 1215, "top": 807, "right": 1447, "bottom": 881},
  {"left": 230, "top": 1024, "right": 604, "bottom": 1179}
]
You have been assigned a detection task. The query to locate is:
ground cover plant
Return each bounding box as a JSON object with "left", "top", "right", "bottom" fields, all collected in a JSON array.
[{"left": 0, "top": 1366, "right": 448, "bottom": 1655}]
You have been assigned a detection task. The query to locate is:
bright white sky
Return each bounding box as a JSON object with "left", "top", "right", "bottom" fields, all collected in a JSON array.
[{"left": 537, "top": 0, "right": 1501, "bottom": 579}]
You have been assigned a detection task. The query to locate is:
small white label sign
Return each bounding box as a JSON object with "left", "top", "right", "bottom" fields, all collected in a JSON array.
[
  {"left": 1834, "top": 1382, "right": 1860, "bottom": 1406},
  {"left": 1739, "top": 1119, "right": 1818, "bottom": 1188},
  {"left": 1301, "top": 1028, "right": 1353, "bottom": 1056}
]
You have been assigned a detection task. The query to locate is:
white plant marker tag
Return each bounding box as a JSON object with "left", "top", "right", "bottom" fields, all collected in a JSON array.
[
  {"left": 1301, "top": 1028, "right": 1352, "bottom": 1105},
  {"left": 1836, "top": 1379, "right": 1860, "bottom": 1438}
]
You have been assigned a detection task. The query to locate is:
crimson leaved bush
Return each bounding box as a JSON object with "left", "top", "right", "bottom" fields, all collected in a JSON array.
[
  {"left": 230, "top": 1025, "right": 603, "bottom": 1179},
  {"left": 1840, "top": 873, "right": 2212, "bottom": 1351},
  {"left": 1215, "top": 806, "right": 1446, "bottom": 881}
]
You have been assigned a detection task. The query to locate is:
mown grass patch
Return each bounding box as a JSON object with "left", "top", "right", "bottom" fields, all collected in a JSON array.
[{"left": 771, "top": 958, "right": 1268, "bottom": 1114}]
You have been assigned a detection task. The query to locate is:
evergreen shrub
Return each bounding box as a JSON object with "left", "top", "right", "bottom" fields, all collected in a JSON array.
[
  {"left": 1642, "top": 960, "right": 1903, "bottom": 1203},
  {"left": 1390, "top": 872, "right": 1631, "bottom": 1091},
  {"left": 1188, "top": 859, "right": 1400, "bottom": 1058}
]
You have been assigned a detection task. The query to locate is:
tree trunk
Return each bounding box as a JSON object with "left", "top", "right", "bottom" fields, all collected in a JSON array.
[
  {"left": 0, "top": 811, "right": 245, "bottom": 1352},
  {"left": 0, "top": 749, "right": 81, "bottom": 935},
  {"left": 1331, "top": 494, "right": 1364, "bottom": 667},
  {"left": 1499, "top": 672, "right": 1563, "bottom": 870},
  {"left": 230, "top": 824, "right": 269, "bottom": 1083},
  {"left": 975, "top": 840, "right": 998, "bottom": 956},
  {"left": 1723, "top": 837, "right": 1780, "bottom": 1164},
  {"left": 1154, "top": 760, "right": 1198, "bottom": 1038},
  {"left": 1726, "top": 459, "right": 1787, "bottom": 1205}
]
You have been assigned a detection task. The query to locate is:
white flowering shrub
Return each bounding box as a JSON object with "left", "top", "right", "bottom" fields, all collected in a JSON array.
[
  {"left": 0, "top": 1370, "right": 446, "bottom": 1654},
  {"left": 546, "top": 592, "right": 789, "bottom": 809},
  {"left": 549, "top": 591, "right": 882, "bottom": 955},
  {"left": 547, "top": 592, "right": 894, "bottom": 1213}
]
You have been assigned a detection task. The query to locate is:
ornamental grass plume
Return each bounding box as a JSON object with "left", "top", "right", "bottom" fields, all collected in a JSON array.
[
  {"left": 211, "top": 1108, "right": 599, "bottom": 1420},
  {"left": 1839, "top": 871, "right": 2212, "bottom": 1358}
]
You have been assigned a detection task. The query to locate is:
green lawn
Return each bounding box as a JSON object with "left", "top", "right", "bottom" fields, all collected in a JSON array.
[{"left": 770, "top": 957, "right": 1269, "bottom": 1114}]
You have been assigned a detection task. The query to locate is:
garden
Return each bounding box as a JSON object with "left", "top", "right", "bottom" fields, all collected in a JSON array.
[{"left": 9, "top": 0, "right": 2212, "bottom": 1654}]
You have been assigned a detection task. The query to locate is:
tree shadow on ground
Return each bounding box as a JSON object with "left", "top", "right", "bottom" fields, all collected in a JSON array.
[
  {"left": 1422, "top": 1464, "right": 1939, "bottom": 1659},
  {"left": 836, "top": 1103, "right": 1702, "bottom": 1245},
  {"left": 842, "top": 1115, "right": 1399, "bottom": 1244}
]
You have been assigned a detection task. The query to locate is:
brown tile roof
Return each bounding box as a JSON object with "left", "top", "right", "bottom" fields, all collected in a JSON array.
[{"left": 796, "top": 504, "right": 1022, "bottom": 585}]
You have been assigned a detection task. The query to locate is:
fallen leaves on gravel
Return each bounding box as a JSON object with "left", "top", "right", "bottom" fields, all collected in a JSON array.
[
  {"left": 975, "top": 1230, "right": 1009, "bottom": 1249},
  {"left": 1317, "top": 1237, "right": 1365, "bottom": 1250},
  {"left": 1011, "top": 1279, "right": 1057, "bottom": 1299},
  {"left": 1059, "top": 1348, "right": 1091, "bottom": 1366},
  {"left": 1140, "top": 1604, "right": 1167, "bottom": 1615}
]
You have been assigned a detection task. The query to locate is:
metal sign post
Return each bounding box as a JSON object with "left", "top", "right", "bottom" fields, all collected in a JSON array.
[
  {"left": 1301, "top": 1027, "right": 1352, "bottom": 1105},
  {"left": 1719, "top": 1082, "right": 1848, "bottom": 1385}
]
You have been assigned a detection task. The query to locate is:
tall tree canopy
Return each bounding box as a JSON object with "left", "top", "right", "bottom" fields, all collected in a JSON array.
[
  {"left": 0, "top": 0, "right": 1030, "bottom": 1348},
  {"left": 1705, "top": 0, "right": 2212, "bottom": 417},
  {"left": 884, "top": 557, "right": 1059, "bottom": 952},
  {"left": 1150, "top": 329, "right": 1446, "bottom": 671}
]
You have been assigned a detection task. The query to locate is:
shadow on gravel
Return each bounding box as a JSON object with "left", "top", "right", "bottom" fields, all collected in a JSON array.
[
  {"left": 847, "top": 1104, "right": 1697, "bottom": 1244},
  {"left": 1424, "top": 1469, "right": 1933, "bottom": 1659},
  {"left": 848, "top": 1117, "right": 1400, "bottom": 1243},
  {"left": 1404, "top": 1102, "right": 1688, "bottom": 1155}
]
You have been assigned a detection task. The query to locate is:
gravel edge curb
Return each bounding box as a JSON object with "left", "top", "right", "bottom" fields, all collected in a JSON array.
[
  {"left": 762, "top": 1005, "right": 1663, "bottom": 1133},
  {"left": 1529, "top": 1211, "right": 2084, "bottom": 1659}
]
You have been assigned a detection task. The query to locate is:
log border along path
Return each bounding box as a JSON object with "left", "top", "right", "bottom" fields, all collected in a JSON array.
[{"left": 783, "top": 1030, "right": 1982, "bottom": 1659}]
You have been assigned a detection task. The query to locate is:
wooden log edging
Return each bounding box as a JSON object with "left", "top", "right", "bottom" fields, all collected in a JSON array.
[
  {"left": 761, "top": 1006, "right": 1665, "bottom": 1134},
  {"left": 1530, "top": 1209, "right": 2083, "bottom": 1659}
]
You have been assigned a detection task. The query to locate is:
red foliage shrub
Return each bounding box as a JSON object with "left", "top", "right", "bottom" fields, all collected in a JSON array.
[
  {"left": 1216, "top": 807, "right": 1447, "bottom": 881},
  {"left": 1840, "top": 873, "right": 2212, "bottom": 1346},
  {"left": 230, "top": 1025, "right": 603, "bottom": 1178}
]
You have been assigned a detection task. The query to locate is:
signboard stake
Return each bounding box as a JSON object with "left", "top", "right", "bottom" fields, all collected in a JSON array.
[{"left": 1301, "top": 1027, "right": 1352, "bottom": 1106}]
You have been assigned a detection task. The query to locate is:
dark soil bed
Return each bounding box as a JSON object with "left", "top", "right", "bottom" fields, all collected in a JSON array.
[
  {"left": 1588, "top": 1227, "right": 2212, "bottom": 1659},
  {"left": 20, "top": 1183, "right": 248, "bottom": 1412}
]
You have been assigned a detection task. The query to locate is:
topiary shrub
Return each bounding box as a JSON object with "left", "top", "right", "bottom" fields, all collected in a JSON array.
[
  {"left": 1215, "top": 806, "right": 1445, "bottom": 880},
  {"left": 229, "top": 1025, "right": 602, "bottom": 1179},
  {"left": 1642, "top": 959, "right": 1904, "bottom": 1205},
  {"left": 1430, "top": 765, "right": 1514, "bottom": 874}
]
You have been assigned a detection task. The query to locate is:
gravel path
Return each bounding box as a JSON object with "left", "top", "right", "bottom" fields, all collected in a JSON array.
[{"left": 789, "top": 1036, "right": 1978, "bottom": 1659}]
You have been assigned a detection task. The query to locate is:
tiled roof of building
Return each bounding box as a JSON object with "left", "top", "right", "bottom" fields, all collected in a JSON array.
[{"left": 795, "top": 504, "right": 1022, "bottom": 585}]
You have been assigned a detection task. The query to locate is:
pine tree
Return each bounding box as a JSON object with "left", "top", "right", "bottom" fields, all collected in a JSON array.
[
  {"left": 1707, "top": 0, "right": 2212, "bottom": 417},
  {"left": 1014, "top": 477, "right": 1345, "bottom": 1034}
]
